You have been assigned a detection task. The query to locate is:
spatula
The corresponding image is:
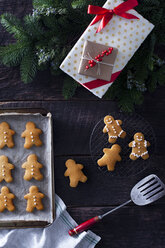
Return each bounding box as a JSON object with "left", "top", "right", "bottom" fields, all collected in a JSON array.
[{"left": 69, "top": 174, "right": 165, "bottom": 236}]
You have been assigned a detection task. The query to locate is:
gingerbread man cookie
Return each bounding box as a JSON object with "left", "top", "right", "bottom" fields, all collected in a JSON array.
[
  {"left": 22, "top": 154, "right": 43, "bottom": 181},
  {"left": 0, "top": 186, "right": 15, "bottom": 212},
  {"left": 64, "top": 159, "right": 87, "bottom": 187},
  {"left": 24, "top": 186, "right": 45, "bottom": 212},
  {"left": 97, "top": 144, "right": 122, "bottom": 171},
  {"left": 129, "top": 132, "right": 150, "bottom": 160},
  {"left": 0, "top": 122, "right": 15, "bottom": 149},
  {"left": 103, "top": 115, "right": 126, "bottom": 143},
  {"left": 0, "top": 155, "right": 14, "bottom": 183},
  {"left": 21, "top": 122, "right": 42, "bottom": 149}
]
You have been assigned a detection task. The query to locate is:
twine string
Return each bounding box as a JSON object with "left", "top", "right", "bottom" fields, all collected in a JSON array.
[{"left": 82, "top": 52, "right": 114, "bottom": 75}]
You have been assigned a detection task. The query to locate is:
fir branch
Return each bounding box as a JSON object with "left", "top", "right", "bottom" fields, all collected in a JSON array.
[
  {"left": 148, "top": 33, "right": 156, "bottom": 71},
  {"left": 1, "top": 13, "right": 27, "bottom": 41},
  {"left": 134, "top": 59, "right": 149, "bottom": 83},
  {"left": 104, "top": 78, "right": 121, "bottom": 100},
  {"left": 20, "top": 51, "right": 37, "bottom": 83},
  {"left": 24, "top": 15, "right": 44, "bottom": 38},
  {"left": 0, "top": 42, "right": 30, "bottom": 66},
  {"left": 33, "top": 0, "right": 55, "bottom": 8},
  {"left": 42, "top": 15, "right": 59, "bottom": 31},
  {"left": 130, "top": 88, "right": 144, "bottom": 105},
  {"left": 148, "top": 73, "right": 157, "bottom": 92},
  {"left": 118, "top": 89, "right": 135, "bottom": 113},
  {"left": 62, "top": 77, "right": 78, "bottom": 99},
  {"left": 157, "top": 65, "right": 165, "bottom": 86}
]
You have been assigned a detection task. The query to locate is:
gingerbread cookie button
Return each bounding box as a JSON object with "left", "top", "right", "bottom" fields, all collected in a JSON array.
[
  {"left": 64, "top": 159, "right": 87, "bottom": 187},
  {"left": 24, "top": 186, "right": 45, "bottom": 212},
  {"left": 129, "top": 132, "right": 150, "bottom": 160},
  {"left": 0, "top": 122, "right": 15, "bottom": 149},
  {"left": 22, "top": 154, "right": 43, "bottom": 181},
  {"left": 0, "top": 186, "right": 15, "bottom": 212},
  {"left": 0, "top": 155, "right": 14, "bottom": 183},
  {"left": 103, "top": 115, "right": 126, "bottom": 143},
  {"left": 21, "top": 122, "right": 42, "bottom": 149},
  {"left": 97, "top": 144, "right": 122, "bottom": 171}
]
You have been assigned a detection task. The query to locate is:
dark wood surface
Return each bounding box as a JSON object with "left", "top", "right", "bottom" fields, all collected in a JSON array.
[{"left": 0, "top": 1, "right": 165, "bottom": 247}]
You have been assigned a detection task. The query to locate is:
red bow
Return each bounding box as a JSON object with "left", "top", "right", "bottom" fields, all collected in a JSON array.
[{"left": 88, "top": 0, "right": 139, "bottom": 33}]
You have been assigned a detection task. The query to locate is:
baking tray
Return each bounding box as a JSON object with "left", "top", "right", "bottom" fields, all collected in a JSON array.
[{"left": 0, "top": 108, "right": 55, "bottom": 228}]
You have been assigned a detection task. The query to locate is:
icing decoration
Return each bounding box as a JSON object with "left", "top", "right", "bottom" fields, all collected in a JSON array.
[
  {"left": 129, "top": 132, "right": 150, "bottom": 160},
  {"left": 103, "top": 115, "right": 126, "bottom": 143}
]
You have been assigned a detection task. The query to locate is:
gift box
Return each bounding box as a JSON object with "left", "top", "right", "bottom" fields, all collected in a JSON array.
[
  {"left": 78, "top": 40, "right": 118, "bottom": 81},
  {"left": 60, "top": 0, "right": 154, "bottom": 98}
]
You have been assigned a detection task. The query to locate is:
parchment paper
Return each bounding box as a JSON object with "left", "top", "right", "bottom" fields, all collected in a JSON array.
[{"left": 0, "top": 113, "right": 54, "bottom": 223}]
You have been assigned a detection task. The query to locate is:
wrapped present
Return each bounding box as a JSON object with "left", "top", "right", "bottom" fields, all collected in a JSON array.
[
  {"left": 78, "top": 40, "right": 118, "bottom": 81},
  {"left": 60, "top": 0, "right": 154, "bottom": 98}
]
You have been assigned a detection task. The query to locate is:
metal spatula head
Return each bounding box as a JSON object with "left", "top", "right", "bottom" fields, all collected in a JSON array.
[{"left": 131, "top": 174, "right": 165, "bottom": 206}]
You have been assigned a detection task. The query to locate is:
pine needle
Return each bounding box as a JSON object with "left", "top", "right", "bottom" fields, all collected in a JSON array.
[
  {"left": 0, "top": 43, "right": 30, "bottom": 66},
  {"left": 1, "top": 13, "right": 27, "bottom": 41},
  {"left": 62, "top": 78, "right": 78, "bottom": 99},
  {"left": 20, "top": 51, "right": 37, "bottom": 83}
]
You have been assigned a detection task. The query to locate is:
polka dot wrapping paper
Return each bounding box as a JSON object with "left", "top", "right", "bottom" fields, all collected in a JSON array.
[{"left": 60, "top": 0, "right": 154, "bottom": 98}]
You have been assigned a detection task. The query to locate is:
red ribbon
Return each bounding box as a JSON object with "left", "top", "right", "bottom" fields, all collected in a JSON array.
[
  {"left": 83, "top": 70, "right": 122, "bottom": 90},
  {"left": 88, "top": 0, "right": 139, "bottom": 33}
]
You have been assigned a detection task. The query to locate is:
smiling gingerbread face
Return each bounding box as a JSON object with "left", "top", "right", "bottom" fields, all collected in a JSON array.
[
  {"left": 134, "top": 132, "right": 144, "bottom": 142},
  {"left": 104, "top": 115, "right": 114, "bottom": 125}
]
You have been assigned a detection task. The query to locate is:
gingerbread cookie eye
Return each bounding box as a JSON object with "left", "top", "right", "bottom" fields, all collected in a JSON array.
[
  {"left": 64, "top": 159, "right": 87, "bottom": 187},
  {"left": 0, "top": 155, "right": 14, "bottom": 183},
  {"left": 0, "top": 122, "right": 15, "bottom": 149},
  {"left": 103, "top": 115, "right": 126, "bottom": 143},
  {"left": 24, "top": 186, "right": 45, "bottom": 212},
  {"left": 0, "top": 186, "right": 15, "bottom": 212},
  {"left": 97, "top": 144, "right": 122, "bottom": 171},
  {"left": 22, "top": 154, "right": 43, "bottom": 181},
  {"left": 129, "top": 132, "right": 150, "bottom": 160},
  {"left": 21, "top": 122, "right": 42, "bottom": 149}
]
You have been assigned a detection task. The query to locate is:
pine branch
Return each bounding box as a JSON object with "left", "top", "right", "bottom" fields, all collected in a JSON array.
[
  {"left": 42, "top": 15, "right": 59, "bottom": 31},
  {"left": 62, "top": 77, "right": 78, "bottom": 99},
  {"left": 104, "top": 78, "right": 121, "bottom": 100},
  {"left": 24, "top": 15, "right": 44, "bottom": 39},
  {"left": 1, "top": 13, "right": 27, "bottom": 41},
  {"left": 118, "top": 89, "right": 135, "bottom": 113},
  {"left": 148, "top": 73, "right": 157, "bottom": 92},
  {"left": 134, "top": 59, "right": 149, "bottom": 83},
  {"left": 157, "top": 65, "right": 165, "bottom": 85},
  {"left": 33, "top": 0, "right": 55, "bottom": 8},
  {"left": 0, "top": 42, "right": 30, "bottom": 66},
  {"left": 20, "top": 51, "right": 38, "bottom": 83},
  {"left": 130, "top": 88, "right": 144, "bottom": 105}
]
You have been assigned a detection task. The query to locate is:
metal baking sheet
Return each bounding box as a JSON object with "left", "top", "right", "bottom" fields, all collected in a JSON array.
[{"left": 0, "top": 111, "right": 55, "bottom": 228}]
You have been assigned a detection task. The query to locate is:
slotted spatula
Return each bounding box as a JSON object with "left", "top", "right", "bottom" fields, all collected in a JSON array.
[{"left": 69, "top": 174, "right": 165, "bottom": 236}]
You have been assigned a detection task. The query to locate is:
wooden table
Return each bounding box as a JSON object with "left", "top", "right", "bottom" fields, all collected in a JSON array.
[{"left": 0, "top": 1, "right": 165, "bottom": 247}]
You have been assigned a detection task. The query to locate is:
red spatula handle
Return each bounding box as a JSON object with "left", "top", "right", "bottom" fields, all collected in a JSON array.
[{"left": 69, "top": 216, "right": 100, "bottom": 236}]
